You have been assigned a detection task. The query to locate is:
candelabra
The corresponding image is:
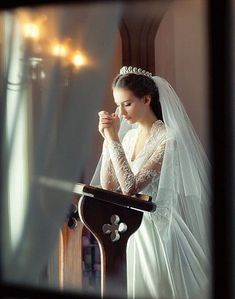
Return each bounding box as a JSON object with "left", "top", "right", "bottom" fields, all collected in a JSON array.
[{"left": 8, "top": 17, "right": 88, "bottom": 88}]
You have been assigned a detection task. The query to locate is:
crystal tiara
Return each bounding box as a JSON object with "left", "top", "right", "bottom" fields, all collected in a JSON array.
[{"left": 119, "top": 66, "right": 152, "bottom": 78}]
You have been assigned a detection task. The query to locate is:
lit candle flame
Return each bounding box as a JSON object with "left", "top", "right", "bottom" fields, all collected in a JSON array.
[
  {"left": 52, "top": 44, "right": 67, "bottom": 57},
  {"left": 23, "top": 23, "right": 40, "bottom": 39},
  {"left": 72, "top": 52, "right": 86, "bottom": 67}
]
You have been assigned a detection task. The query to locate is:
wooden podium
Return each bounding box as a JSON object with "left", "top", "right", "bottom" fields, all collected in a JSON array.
[{"left": 74, "top": 183, "right": 156, "bottom": 298}]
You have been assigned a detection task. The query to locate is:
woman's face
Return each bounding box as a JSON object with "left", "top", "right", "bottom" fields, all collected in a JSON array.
[{"left": 113, "top": 88, "right": 148, "bottom": 124}]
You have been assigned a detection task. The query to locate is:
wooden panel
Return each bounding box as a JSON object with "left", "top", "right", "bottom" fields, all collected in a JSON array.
[
  {"left": 60, "top": 222, "right": 84, "bottom": 290},
  {"left": 120, "top": 1, "right": 172, "bottom": 73}
]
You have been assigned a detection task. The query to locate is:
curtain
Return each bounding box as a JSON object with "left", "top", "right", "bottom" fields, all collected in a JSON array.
[{"left": 1, "top": 2, "right": 121, "bottom": 293}]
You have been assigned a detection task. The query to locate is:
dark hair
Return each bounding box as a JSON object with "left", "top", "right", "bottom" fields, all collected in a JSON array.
[{"left": 112, "top": 73, "right": 163, "bottom": 121}]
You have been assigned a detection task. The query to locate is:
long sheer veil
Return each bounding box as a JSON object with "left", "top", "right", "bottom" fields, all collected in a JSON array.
[
  {"left": 91, "top": 75, "right": 211, "bottom": 297},
  {"left": 152, "top": 76, "right": 211, "bottom": 246}
]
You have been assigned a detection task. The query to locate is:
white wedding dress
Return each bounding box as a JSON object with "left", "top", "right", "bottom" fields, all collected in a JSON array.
[{"left": 100, "top": 119, "right": 209, "bottom": 299}]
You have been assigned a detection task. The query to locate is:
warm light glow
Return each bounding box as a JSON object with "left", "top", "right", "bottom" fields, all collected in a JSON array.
[
  {"left": 52, "top": 44, "right": 67, "bottom": 57},
  {"left": 72, "top": 52, "right": 86, "bottom": 67},
  {"left": 23, "top": 23, "right": 40, "bottom": 39}
]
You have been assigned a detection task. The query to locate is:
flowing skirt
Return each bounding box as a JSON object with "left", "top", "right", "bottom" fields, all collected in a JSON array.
[{"left": 127, "top": 212, "right": 210, "bottom": 299}]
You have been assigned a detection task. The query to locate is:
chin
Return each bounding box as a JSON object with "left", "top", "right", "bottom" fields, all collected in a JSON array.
[
  {"left": 125, "top": 118, "right": 135, "bottom": 124},
  {"left": 125, "top": 118, "right": 134, "bottom": 123},
  {"left": 128, "top": 119, "right": 137, "bottom": 124}
]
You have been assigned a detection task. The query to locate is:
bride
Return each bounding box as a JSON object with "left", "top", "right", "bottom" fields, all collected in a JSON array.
[{"left": 96, "top": 66, "right": 211, "bottom": 299}]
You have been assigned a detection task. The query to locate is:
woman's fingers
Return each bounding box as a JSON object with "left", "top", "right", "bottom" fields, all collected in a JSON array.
[
  {"left": 99, "top": 122, "right": 112, "bottom": 128},
  {"left": 98, "top": 110, "right": 117, "bottom": 139},
  {"left": 100, "top": 119, "right": 112, "bottom": 125},
  {"left": 99, "top": 116, "right": 112, "bottom": 124},
  {"left": 98, "top": 122, "right": 112, "bottom": 131},
  {"left": 98, "top": 111, "right": 113, "bottom": 126},
  {"left": 99, "top": 114, "right": 112, "bottom": 120},
  {"left": 98, "top": 111, "right": 111, "bottom": 117}
]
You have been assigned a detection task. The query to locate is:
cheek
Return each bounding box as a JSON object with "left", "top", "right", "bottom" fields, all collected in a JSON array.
[
  {"left": 129, "top": 103, "right": 138, "bottom": 111},
  {"left": 133, "top": 104, "right": 143, "bottom": 114},
  {"left": 127, "top": 106, "right": 136, "bottom": 115},
  {"left": 127, "top": 106, "right": 142, "bottom": 119}
]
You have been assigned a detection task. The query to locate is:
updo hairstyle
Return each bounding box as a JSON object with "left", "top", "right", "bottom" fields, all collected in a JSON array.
[{"left": 112, "top": 73, "right": 163, "bottom": 121}]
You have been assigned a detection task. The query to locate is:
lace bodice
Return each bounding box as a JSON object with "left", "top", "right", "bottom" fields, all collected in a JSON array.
[{"left": 100, "top": 120, "right": 168, "bottom": 197}]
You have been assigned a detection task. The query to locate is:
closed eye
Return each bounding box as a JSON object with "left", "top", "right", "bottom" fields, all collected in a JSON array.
[{"left": 115, "top": 100, "right": 132, "bottom": 107}]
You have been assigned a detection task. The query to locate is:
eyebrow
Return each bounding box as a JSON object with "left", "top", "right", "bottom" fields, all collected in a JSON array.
[{"left": 115, "top": 99, "right": 131, "bottom": 106}]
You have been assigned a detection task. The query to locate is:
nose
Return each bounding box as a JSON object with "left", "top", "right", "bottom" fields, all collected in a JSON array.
[{"left": 119, "top": 106, "right": 127, "bottom": 116}]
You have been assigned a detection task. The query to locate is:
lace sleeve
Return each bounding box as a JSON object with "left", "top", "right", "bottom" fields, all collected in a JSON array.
[
  {"left": 107, "top": 139, "right": 166, "bottom": 196},
  {"left": 100, "top": 140, "right": 119, "bottom": 191}
]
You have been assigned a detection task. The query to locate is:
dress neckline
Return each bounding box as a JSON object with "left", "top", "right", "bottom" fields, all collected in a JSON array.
[{"left": 130, "top": 120, "right": 164, "bottom": 162}]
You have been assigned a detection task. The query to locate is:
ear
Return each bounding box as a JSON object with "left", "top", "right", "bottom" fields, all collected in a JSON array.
[{"left": 143, "top": 95, "right": 151, "bottom": 105}]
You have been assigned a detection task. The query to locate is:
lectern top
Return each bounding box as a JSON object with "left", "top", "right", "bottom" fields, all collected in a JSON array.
[{"left": 74, "top": 183, "right": 156, "bottom": 212}]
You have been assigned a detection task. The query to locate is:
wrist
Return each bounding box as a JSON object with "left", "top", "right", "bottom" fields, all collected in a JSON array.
[
  {"left": 106, "top": 134, "right": 120, "bottom": 143},
  {"left": 104, "top": 129, "right": 119, "bottom": 142}
]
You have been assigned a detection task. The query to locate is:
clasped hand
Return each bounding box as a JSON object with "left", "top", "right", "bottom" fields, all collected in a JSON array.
[{"left": 98, "top": 111, "right": 120, "bottom": 141}]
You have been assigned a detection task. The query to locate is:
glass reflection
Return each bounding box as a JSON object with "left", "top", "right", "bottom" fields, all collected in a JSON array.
[{"left": 0, "top": 1, "right": 211, "bottom": 298}]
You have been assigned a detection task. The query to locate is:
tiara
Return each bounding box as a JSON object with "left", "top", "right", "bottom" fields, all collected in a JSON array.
[{"left": 119, "top": 66, "right": 152, "bottom": 78}]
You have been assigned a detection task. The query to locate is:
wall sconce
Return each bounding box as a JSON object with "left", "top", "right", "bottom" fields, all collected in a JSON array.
[
  {"left": 17, "top": 15, "right": 89, "bottom": 86},
  {"left": 20, "top": 21, "right": 46, "bottom": 81}
]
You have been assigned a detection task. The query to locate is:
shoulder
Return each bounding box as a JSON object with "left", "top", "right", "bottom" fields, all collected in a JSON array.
[
  {"left": 152, "top": 121, "right": 177, "bottom": 149},
  {"left": 152, "top": 120, "right": 168, "bottom": 142}
]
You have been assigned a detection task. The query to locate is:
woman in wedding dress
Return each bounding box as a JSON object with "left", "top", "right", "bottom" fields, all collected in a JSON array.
[{"left": 97, "top": 66, "right": 211, "bottom": 299}]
